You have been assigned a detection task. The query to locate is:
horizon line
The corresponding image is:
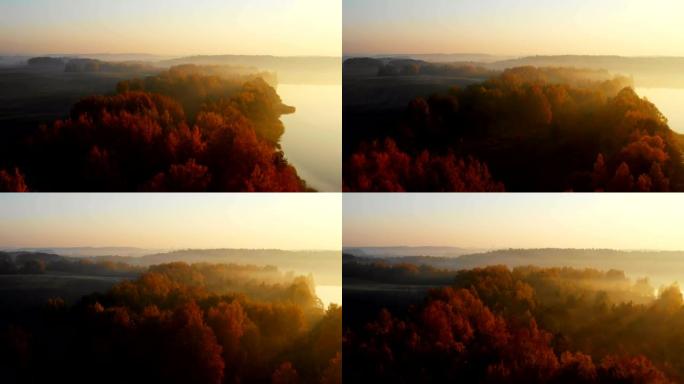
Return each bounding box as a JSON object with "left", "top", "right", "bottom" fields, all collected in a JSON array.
[
  {"left": 343, "top": 245, "right": 684, "bottom": 252},
  {"left": 1, "top": 246, "right": 341, "bottom": 252},
  {"left": 1, "top": 52, "right": 342, "bottom": 58},
  {"left": 343, "top": 52, "right": 684, "bottom": 59}
]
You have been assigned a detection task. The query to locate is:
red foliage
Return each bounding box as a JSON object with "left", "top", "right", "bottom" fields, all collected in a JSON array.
[
  {"left": 23, "top": 91, "right": 305, "bottom": 191},
  {"left": 592, "top": 132, "right": 672, "bottom": 191},
  {"left": 599, "top": 355, "right": 671, "bottom": 384},
  {"left": 320, "top": 353, "right": 342, "bottom": 384},
  {"left": 272, "top": 362, "right": 300, "bottom": 384},
  {"left": 345, "top": 67, "right": 684, "bottom": 191},
  {"left": 344, "top": 138, "right": 504, "bottom": 192},
  {"left": 345, "top": 286, "right": 672, "bottom": 383},
  {"left": 143, "top": 159, "right": 212, "bottom": 192},
  {"left": 161, "top": 302, "right": 225, "bottom": 384},
  {"left": 206, "top": 301, "right": 250, "bottom": 380},
  {"left": 0, "top": 168, "right": 28, "bottom": 192}
]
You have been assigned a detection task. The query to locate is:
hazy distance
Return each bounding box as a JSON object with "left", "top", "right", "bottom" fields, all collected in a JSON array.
[
  {"left": 344, "top": 0, "right": 684, "bottom": 57},
  {"left": 1, "top": 0, "right": 341, "bottom": 56},
  {"left": 343, "top": 194, "right": 684, "bottom": 251},
  {"left": 0, "top": 194, "right": 341, "bottom": 250}
]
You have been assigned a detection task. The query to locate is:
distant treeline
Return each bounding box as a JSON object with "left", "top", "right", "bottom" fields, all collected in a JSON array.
[
  {"left": 0, "top": 251, "right": 143, "bottom": 277},
  {"left": 0, "top": 262, "right": 341, "bottom": 384},
  {"left": 0, "top": 249, "right": 341, "bottom": 285},
  {"left": 124, "top": 248, "right": 341, "bottom": 285},
  {"left": 345, "top": 262, "right": 680, "bottom": 383},
  {"left": 344, "top": 66, "right": 684, "bottom": 191},
  {"left": 27, "top": 56, "right": 157, "bottom": 73},
  {"left": 344, "top": 248, "right": 684, "bottom": 287},
  {"left": 65, "top": 58, "right": 156, "bottom": 73},
  {"left": 345, "top": 54, "right": 684, "bottom": 87},
  {"left": 25, "top": 54, "right": 341, "bottom": 84},
  {"left": 26, "top": 57, "right": 67, "bottom": 67},
  {"left": 491, "top": 55, "right": 684, "bottom": 88},
  {"left": 163, "top": 55, "right": 341, "bottom": 84},
  {"left": 0, "top": 65, "right": 308, "bottom": 191},
  {"left": 344, "top": 57, "right": 497, "bottom": 78}
]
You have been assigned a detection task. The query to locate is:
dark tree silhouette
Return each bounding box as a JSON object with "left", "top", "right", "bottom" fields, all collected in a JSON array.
[{"left": 344, "top": 66, "right": 684, "bottom": 191}]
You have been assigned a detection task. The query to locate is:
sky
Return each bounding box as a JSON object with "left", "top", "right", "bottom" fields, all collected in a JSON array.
[
  {"left": 344, "top": 0, "right": 684, "bottom": 56},
  {"left": 0, "top": 0, "right": 341, "bottom": 56},
  {"left": 344, "top": 194, "right": 684, "bottom": 251},
  {"left": 0, "top": 194, "right": 341, "bottom": 250}
]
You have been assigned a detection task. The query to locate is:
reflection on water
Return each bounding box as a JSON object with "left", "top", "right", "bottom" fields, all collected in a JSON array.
[
  {"left": 637, "top": 88, "right": 684, "bottom": 133},
  {"left": 279, "top": 84, "right": 341, "bottom": 191},
  {"left": 316, "top": 285, "right": 342, "bottom": 308}
]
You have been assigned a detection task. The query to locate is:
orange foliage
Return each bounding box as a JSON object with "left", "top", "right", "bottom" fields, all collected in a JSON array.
[
  {"left": 3, "top": 66, "right": 306, "bottom": 191},
  {"left": 344, "top": 138, "right": 504, "bottom": 192},
  {"left": 272, "top": 362, "right": 300, "bottom": 384},
  {"left": 0, "top": 263, "right": 340, "bottom": 383},
  {"left": 343, "top": 262, "right": 684, "bottom": 383},
  {"left": 20, "top": 90, "right": 305, "bottom": 191},
  {"left": 344, "top": 66, "right": 684, "bottom": 191},
  {"left": 0, "top": 168, "right": 28, "bottom": 192}
]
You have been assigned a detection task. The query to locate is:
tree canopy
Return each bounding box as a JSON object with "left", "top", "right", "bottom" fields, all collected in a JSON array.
[
  {"left": 1, "top": 66, "right": 307, "bottom": 191},
  {"left": 344, "top": 66, "right": 684, "bottom": 191},
  {"left": 344, "top": 262, "right": 684, "bottom": 383},
  {"left": 0, "top": 262, "right": 340, "bottom": 384}
]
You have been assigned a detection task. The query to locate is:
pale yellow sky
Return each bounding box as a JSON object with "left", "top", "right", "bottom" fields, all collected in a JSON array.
[
  {"left": 345, "top": 0, "right": 684, "bottom": 56},
  {"left": 0, "top": 0, "right": 341, "bottom": 56},
  {"left": 344, "top": 194, "right": 684, "bottom": 251},
  {"left": 0, "top": 194, "right": 341, "bottom": 250}
]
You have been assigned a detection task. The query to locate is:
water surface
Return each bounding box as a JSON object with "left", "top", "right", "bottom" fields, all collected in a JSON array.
[
  {"left": 637, "top": 87, "right": 684, "bottom": 133},
  {"left": 316, "top": 284, "right": 342, "bottom": 308},
  {"left": 279, "top": 84, "right": 341, "bottom": 191}
]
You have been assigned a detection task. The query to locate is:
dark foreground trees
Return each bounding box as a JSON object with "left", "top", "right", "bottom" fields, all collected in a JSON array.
[
  {"left": 1, "top": 65, "right": 307, "bottom": 191},
  {"left": 0, "top": 262, "right": 340, "bottom": 384},
  {"left": 343, "top": 138, "right": 504, "bottom": 192},
  {"left": 344, "top": 66, "right": 684, "bottom": 191},
  {"left": 344, "top": 263, "right": 683, "bottom": 383}
]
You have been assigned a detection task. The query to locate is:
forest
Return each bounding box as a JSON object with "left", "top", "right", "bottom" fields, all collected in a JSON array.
[
  {"left": 489, "top": 56, "right": 684, "bottom": 88},
  {"left": 343, "top": 64, "right": 684, "bottom": 191},
  {"left": 0, "top": 248, "right": 341, "bottom": 286},
  {"left": 0, "top": 64, "right": 308, "bottom": 191},
  {"left": 344, "top": 259, "right": 684, "bottom": 383},
  {"left": 344, "top": 248, "right": 684, "bottom": 289},
  {"left": 162, "top": 55, "right": 341, "bottom": 84},
  {"left": 0, "top": 262, "right": 341, "bottom": 384},
  {"left": 0, "top": 251, "right": 143, "bottom": 277}
]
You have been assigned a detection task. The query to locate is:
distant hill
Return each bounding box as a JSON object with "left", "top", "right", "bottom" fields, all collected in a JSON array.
[
  {"left": 346, "top": 53, "right": 512, "bottom": 63},
  {"left": 345, "top": 248, "right": 684, "bottom": 286},
  {"left": 1, "top": 248, "right": 341, "bottom": 285},
  {"left": 44, "top": 53, "right": 177, "bottom": 62},
  {"left": 487, "top": 55, "right": 684, "bottom": 87},
  {"left": 0, "top": 55, "right": 32, "bottom": 66},
  {"left": 162, "top": 55, "right": 341, "bottom": 84},
  {"left": 6, "top": 247, "right": 163, "bottom": 258},
  {"left": 346, "top": 53, "right": 684, "bottom": 87},
  {"left": 27, "top": 57, "right": 67, "bottom": 67},
  {"left": 489, "top": 54, "right": 684, "bottom": 70},
  {"left": 154, "top": 249, "right": 341, "bottom": 284},
  {"left": 343, "top": 246, "right": 482, "bottom": 258},
  {"left": 3, "top": 53, "right": 341, "bottom": 84},
  {"left": 94, "top": 248, "right": 341, "bottom": 285}
]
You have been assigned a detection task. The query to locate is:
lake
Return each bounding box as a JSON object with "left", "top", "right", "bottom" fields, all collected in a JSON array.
[
  {"left": 637, "top": 87, "right": 684, "bottom": 133},
  {"left": 278, "top": 84, "right": 341, "bottom": 191},
  {"left": 316, "top": 284, "right": 342, "bottom": 308}
]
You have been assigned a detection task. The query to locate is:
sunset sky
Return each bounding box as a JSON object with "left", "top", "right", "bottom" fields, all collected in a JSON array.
[
  {"left": 344, "top": 194, "right": 684, "bottom": 251},
  {"left": 0, "top": 0, "right": 341, "bottom": 56},
  {"left": 344, "top": 0, "right": 684, "bottom": 56},
  {"left": 0, "top": 194, "right": 341, "bottom": 250}
]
